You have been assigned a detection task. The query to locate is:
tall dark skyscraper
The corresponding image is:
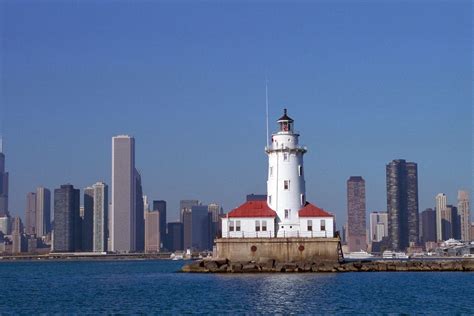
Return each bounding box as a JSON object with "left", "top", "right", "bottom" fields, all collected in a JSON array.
[
  {"left": 386, "top": 159, "right": 419, "bottom": 250},
  {"left": 82, "top": 187, "right": 94, "bottom": 252},
  {"left": 135, "top": 169, "right": 144, "bottom": 252},
  {"left": 0, "top": 149, "right": 9, "bottom": 217},
  {"left": 53, "top": 184, "right": 81, "bottom": 252},
  {"left": 347, "top": 176, "right": 367, "bottom": 252},
  {"left": 420, "top": 208, "right": 436, "bottom": 244},
  {"left": 153, "top": 200, "right": 167, "bottom": 249},
  {"left": 183, "top": 205, "right": 212, "bottom": 251},
  {"left": 167, "top": 222, "right": 183, "bottom": 252}
]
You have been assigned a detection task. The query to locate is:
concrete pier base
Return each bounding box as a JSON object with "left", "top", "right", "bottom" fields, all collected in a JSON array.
[{"left": 215, "top": 237, "right": 340, "bottom": 263}]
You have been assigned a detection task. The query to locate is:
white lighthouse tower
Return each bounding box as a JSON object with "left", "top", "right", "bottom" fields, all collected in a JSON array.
[{"left": 266, "top": 109, "right": 307, "bottom": 237}]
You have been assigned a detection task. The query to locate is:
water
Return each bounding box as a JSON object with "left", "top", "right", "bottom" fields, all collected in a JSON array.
[{"left": 0, "top": 260, "right": 472, "bottom": 314}]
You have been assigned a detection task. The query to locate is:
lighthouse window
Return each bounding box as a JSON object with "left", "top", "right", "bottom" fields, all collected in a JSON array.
[
  {"left": 298, "top": 165, "right": 303, "bottom": 176},
  {"left": 236, "top": 221, "right": 241, "bottom": 232},
  {"left": 283, "top": 153, "right": 288, "bottom": 161},
  {"left": 229, "top": 221, "right": 235, "bottom": 232},
  {"left": 320, "top": 220, "right": 326, "bottom": 231},
  {"left": 268, "top": 195, "right": 272, "bottom": 204},
  {"left": 301, "top": 194, "right": 305, "bottom": 205},
  {"left": 284, "top": 209, "right": 290, "bottom": 219},
  {"left": 255, "top": 220, "right": 260, "bottom": 232},
  {"left": 270, "top": 167, "right": 273, "bottom": 177},
  {"left": 262, "top": 221, "right": 267, "bottom": 231},
  {"left": 307, "top": 220, "right": 313, "bottom": 231},
  {"left": 284, "top": 180, "right": 290, "bottom": 190}
]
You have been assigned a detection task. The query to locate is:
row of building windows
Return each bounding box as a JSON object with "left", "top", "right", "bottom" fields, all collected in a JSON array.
[
  {"left": 229, "top": 219, "right": 326, "bottom": 232},
  {"left": 307, "top": 219, "right": 326, "bottom": 231},
  {"left": 228, "top": 220, "right": 268, "bottom": 232}
]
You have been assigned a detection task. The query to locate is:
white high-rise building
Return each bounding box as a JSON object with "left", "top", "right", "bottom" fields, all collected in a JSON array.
[
  {"left": 369, "top": 211, "right": 388, "bottom": 242},
  {"left": 35, "top": 187, "right": 51, "bottom": 237},
  {"left": 93, "top": 182, "right": 109, "bottom": 253},
  {"left": 457, "top": 190, "right": 470, "bottom": 242},
  {"left": 435, "top": 193, "right": 447, "bottom": 241},
  {"left": 266, "top": 109, "right": 307, "bottom": 236},
  {"left": 111, "top": 135, "right": 136, "bottom": 253}
]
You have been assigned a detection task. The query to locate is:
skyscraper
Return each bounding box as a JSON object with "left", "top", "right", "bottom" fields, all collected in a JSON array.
[
  {"left": 92, "top": 182, "right": 108, "bottom": 253},
  {"left": 420, "top": 208, "right": 436, "bottom": 244},
  {"left": 208, "top": 203, "right": 223, "bottom": 240},
  {"left": 369, "top": 211, "right": 388, "bottom": 242},
  {"left": 435, "top": 193, "right": 447, "bottom": 241},
  {"left": 183, "top": 205, "right": 212, "bottom": 251},
  {"left": 25, "top": 192, "right": 37, "bottom": 235},
  {"left": 458, "top": 190, "right": 471, "bottom": 241},
  {"left": 347, "top": 176, "right": 367, "bottom": 251},
  {"left": 386, "top": 159, "right": 419, "bottom": 250},
  {"left": 440, "top": 205, "right": 457, "bottom": 240},
  {"left": 180, "top": 200, "right": 199, "bottom": 222},
  {"left": 153, "top": 200, "right": 167, "bottom": 249},
  {"left": 111, "top": 135, "right": 136, "bottom": 253},
  {"left": 82, "top": 187, "right": 94, "bottom": 252},
  {"left": 145, "top": 209, "right": 160, "bottom": 253},
  {"left": 0, "top": 149, "right": 9, "bottom": 217},
  {"left": 167, "top": 222, "right": 183, "bottom": 252},
  {"left": 35, "top": 187, "right": 51, "bottom": 237},
  {"left": 53, "top": 184, "right": 81, "bottom": 252},
  {"left": 135, "top": 169, "right": 144, "bottom": 252}
]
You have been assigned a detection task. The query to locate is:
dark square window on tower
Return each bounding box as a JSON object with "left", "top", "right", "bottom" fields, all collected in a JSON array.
[{"left": 284, "top": 180, "right": 290, "bottom": 190}]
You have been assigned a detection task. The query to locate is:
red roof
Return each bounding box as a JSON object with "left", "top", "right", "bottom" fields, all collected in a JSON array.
[
  {"left": 227, "top": 200, "right": 277, "bottom": 218},
  {"left": 298, "top": 202, "right": 333, "bottom": 217}
]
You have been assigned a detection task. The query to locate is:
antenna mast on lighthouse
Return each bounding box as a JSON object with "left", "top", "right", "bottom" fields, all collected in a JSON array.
[{"left": 265, "top": 78, "right": 269, "bottom": 148}]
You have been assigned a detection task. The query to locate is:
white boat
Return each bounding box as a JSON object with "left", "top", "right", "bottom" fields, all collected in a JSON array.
[
  {"left": 345, "top": 250, "right": 374, "bottom": 259},
  {"left": 383, "top": 250, "right": 409, "bottom": 259},
  {"left": 170, "top": 252, "right": 184, "bottom": 260}
]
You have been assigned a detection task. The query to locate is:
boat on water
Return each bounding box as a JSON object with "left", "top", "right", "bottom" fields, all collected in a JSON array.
[
  {"left": 345, "top": 250, "right": 374, "bottom": 260},
  {"left": 382, "top": 250, "right": 409, "bottom": 259}
]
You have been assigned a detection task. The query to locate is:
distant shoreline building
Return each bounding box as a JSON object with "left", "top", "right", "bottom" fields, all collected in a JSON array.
[
  {"left": 435, "top": 193, "right": 447, "bottom": 241},
  {"left": 458, "top": 190, "right": 471, "bottom": 241},
  {"left": 386, "top": 159, "right": 419, "bottom": 251},
  {"left": 0, "top": 147, "right": 9, "bottom": 217},
  {"left": 53, "top": 184, "right": 80, "bottom": 252},
  {"left": 347, "top": 176, "right": 367, "bottom": 251},
  {"left": 111, "top": 135, "right": 136, "bottom": 253}
]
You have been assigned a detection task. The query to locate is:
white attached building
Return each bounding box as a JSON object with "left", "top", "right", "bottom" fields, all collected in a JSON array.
[{"left": 222, "top": 109, "right": 334, "bottom": 239}]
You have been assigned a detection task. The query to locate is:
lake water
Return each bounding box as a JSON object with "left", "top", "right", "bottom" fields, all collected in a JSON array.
[{"left": 0, "top": 260, "right": 472, "bottom": 314}]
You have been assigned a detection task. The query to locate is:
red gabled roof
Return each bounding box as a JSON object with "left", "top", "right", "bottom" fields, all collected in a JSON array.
[
  {"left": 227, "top": 200, "right": 277, "bottom": 218},
  {"left": 298, "top": 202, "right": 333, "bottom": 217}
]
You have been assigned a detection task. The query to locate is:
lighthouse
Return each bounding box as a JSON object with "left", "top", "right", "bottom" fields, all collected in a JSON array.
[
  {"left": 266, "top": 109, "right": 307, "bottom": 237},
  {"left": 221, "top": 108, "right": 334, "bottom": 240}
]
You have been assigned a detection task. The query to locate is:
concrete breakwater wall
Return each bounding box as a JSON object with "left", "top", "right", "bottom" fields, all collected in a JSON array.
[
  {"left": 182, "top": 258, "right": 474, "bottom": 273},
  {"left": 215, "top": 237, "right": 341, "bottom": 263}
]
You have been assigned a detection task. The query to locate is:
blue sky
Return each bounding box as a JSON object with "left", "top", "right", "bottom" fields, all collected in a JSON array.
[{"left": 1, "top": 1, "right": 472, "bottom": 225}]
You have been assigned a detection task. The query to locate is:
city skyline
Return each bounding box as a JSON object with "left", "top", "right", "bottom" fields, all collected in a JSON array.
[{"left": 1, "top": 1, "right": 471, "bottom": 225}]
